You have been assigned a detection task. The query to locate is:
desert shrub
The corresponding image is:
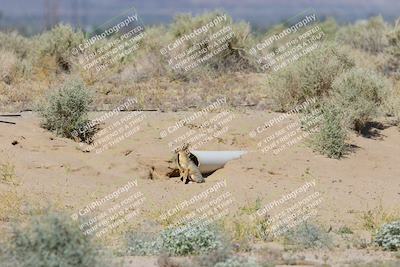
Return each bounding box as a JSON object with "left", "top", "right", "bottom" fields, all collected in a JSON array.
[
  {"left": 126, "top": 225, "right": 225, "bottom": 256},
  {"left": 0, "top": 190, "right": 23, "bottom": 221},
  {"left": 284, "top": 222, "right": 332, "bottom": 249},
  {"left": 310, "top": 103, "right": 348, "bottom": 159},
  {"left": 331, "top": 68, "right": 389, "bottom": 131},
  {"left": 0, "top": 49, "right": 19, "bottom": 84},
  {"left": 268, "top": 43, "right": 354, "bottom": 111},
  {"left": 36, "top": 24, "right": 84, "bottom": 72},
  {"left": 126, "top": 231, "right": 162, "bottom": 256},
  {"left": 384, "top": 24, "right": 400, "bottom": 79},
  {"left": 0, "top": 31, "right": 32, "bottom": 58},
  {"left": 38, "top": 79, "right": 95, "bottom": 142},
  {"left": 375, "top": 220, "right": 400, "bottom": 251},
  {"left": 336, "top": 16, "right": 389, "bottom": 54},
  {"left": 161, "top": 225, "right": 225, "bottom": 256},
  {"left": 2, "top": 213, "right": 108, "bottom": 267}
]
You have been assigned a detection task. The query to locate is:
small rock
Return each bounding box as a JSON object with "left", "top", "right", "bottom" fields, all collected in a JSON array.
[{"left": 11, "top": 140, "right": 18, "bottom": 145}]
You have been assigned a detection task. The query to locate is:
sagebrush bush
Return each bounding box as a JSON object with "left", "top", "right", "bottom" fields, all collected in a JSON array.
[
  {"left": 0, "top": 49, "right": 19, "bottom": 84},
  {"left": 37, "top": 24, "right": 84, "bottom": 72},
  {"left": 284, "top": 222, "right": 332, "bottom": 249},
  {"left": 331, "top": 68, "right": 389, "bottom": 131},
  {"left": 268, "top": 43, "right": 354, "bottom": 111},
  {"left": 126, "top": 231, "right": 162, "bottom": 256},
  {"left": 375, "top": 220, "right": 400, "bottom": 251},
  {"left": 126, "top": 225, "right": 225, "bottom": 256},
  {"left": 161, "top": 225, "right": 224, "bottom": 256},
  {"left": 310, "top": 104, "right": 348, "bottom": 159},
  {"left": 0, "top": 31, "right": 32, "bottom": 59},
  {"left": 336, "top": 16, "right": 389, "bottom": 54},
  {"left": 38, "top": 79, "right": 95, "bottom": 142},
  {"left": 384, "top": 25, "right": 400, "bottom": 79},
  {"left": 2, "top": 213, "right": 108, "bottom": 267}
]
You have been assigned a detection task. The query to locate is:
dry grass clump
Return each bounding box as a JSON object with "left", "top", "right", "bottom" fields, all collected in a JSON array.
[
  {"left": 0, "top": 161, "right": 17, "bottom": 184},
  {"left": 0, "top": 190, "right": 23, "bottom": 222}
]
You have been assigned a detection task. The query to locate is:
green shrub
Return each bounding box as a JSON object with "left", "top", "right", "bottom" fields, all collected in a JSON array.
[
  {"left": 126, "top": 231, "right": 162, "bottom": 256},
  {"left": 38, "top": 79, "right": 95, "bottom": 143},
  {"left": 384, "top": 25, "right": 400, "bottom": 79},
  {"left": 2, "top": 213, "right": 108, "bottom": 267},
  {"left": 310, "top": 103, "right": 348, "bottom": 159},
  {"left": 331, "top": 68, "right": 388, "bottom": 131},
  {"left": 375, "top": 220, "right": 400, "bottom": 251},
  {"left": 36, "top": 24, "right": 84, "bottom": 71},
  {"left": 126, "top": 225, "right": 225, "bottom": 256},
  {"left": 336, "top": 16, "right": 389, "bottom": 54},
  {"left": 284, "top": 222, "right": 332, "bottom": 249},
  {"left": 161, "top": 225, "right": 224, "bottom": 256},
  {"left": 268, "top": 43, "right": 354, "bottom": 111}
]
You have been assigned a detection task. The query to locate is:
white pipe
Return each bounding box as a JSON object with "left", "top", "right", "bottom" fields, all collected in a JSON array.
[{"left": 191, "top": 151, "right": 247, "bottom": 174}]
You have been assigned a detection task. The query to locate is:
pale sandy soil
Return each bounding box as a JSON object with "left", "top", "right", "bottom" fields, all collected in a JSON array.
[{"left": 0, "top": 111, "right": 399, "bottom": 266}]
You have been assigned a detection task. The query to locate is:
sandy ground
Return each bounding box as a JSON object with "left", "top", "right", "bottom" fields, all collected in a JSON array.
[{"left": 1, "top": 111, "right": 399, "bottom": 266}]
